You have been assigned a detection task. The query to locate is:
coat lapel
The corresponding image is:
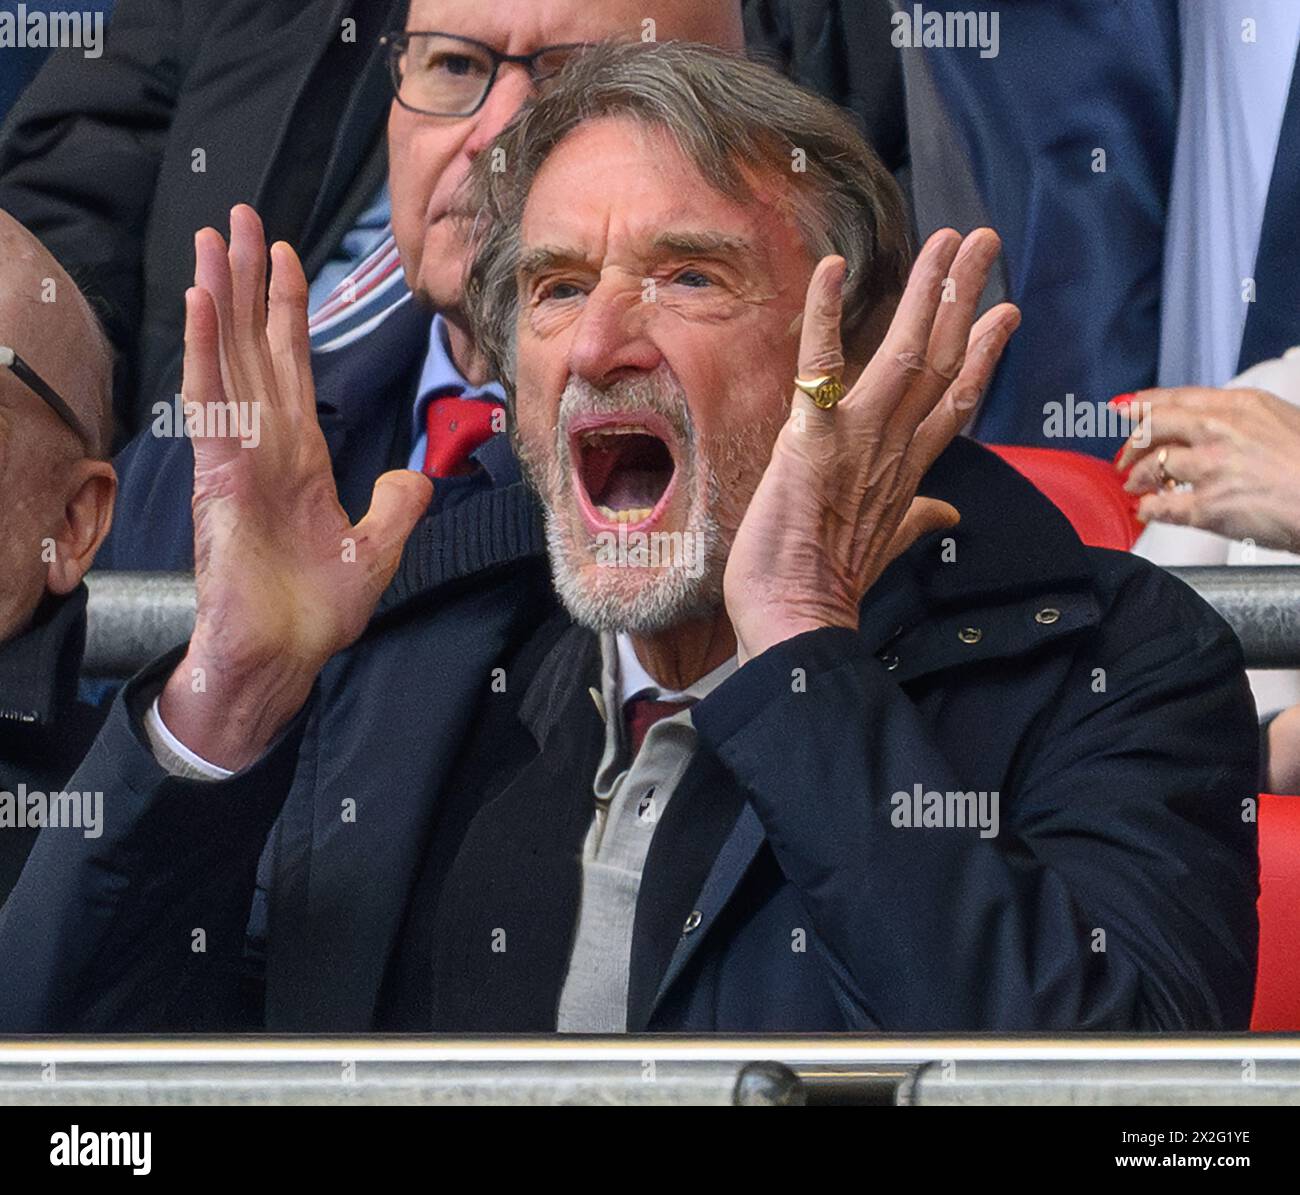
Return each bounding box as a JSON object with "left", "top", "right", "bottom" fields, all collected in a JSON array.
[
  {"left": 298, "top": 8, "right": 400, "bottom": 275},
  {"left": 428, "top": 629, "right": 605, "bottom": 1031},
  {"left": 625, "top": 750, "right": 746, "bottom": 1030},
  {"left": 313, "top": 296, "right": 432, "bottom": 521},
  {"left": 250, "top": 0, "right": 401, "bottom": 255},
  {"left": 247, "top": 0, "right": 355, "bottom": 239},
  {"left": 265, "top": 488, "right": 551, "bottom": 1030}
]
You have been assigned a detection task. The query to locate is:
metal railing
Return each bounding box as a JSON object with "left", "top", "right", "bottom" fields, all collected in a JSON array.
[
  {"left": 82, "top": 567, "right": 1300, "bottom": 676},
  {"left": 83, "top": 572, "right": 195, "bottom": 678},
  {"left": 2, "top": 1037, "right": 1299, "bottom": 1105}
]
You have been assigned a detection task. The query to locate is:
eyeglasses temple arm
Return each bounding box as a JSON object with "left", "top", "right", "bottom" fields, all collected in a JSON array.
[{"left": 0, "top": 346, "right": 96, "bottom": 452}]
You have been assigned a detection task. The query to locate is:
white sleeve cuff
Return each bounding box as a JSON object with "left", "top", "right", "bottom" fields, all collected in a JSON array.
[{"left": 143, "top": 695, "right": 234, "bottom": 781}]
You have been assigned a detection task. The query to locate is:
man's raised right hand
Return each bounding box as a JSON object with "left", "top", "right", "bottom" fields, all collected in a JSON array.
[{"left": 158, "top": 206, "right": 432, "bottom": 771}]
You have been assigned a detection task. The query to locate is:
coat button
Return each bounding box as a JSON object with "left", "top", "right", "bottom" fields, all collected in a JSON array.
[
  {"left": 683, "top": 910, "right": 703, "bottom": 934},
  {"left": 1035, "top": 607, "right": 1061, "bottom": 625},
  {"left": 880, "top": 653, "right": 900, "bottom": 671},
  {"left": 958, "top": 626, "right": 983, "bottom": 645}
]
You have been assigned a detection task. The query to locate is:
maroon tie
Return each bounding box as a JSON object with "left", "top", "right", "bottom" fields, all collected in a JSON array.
[
  {"left": 422, "top": 394, "right": 504, "bottom": 478},
  {"left": 623, "top": 697, "right": 693, "bottom": 756}
]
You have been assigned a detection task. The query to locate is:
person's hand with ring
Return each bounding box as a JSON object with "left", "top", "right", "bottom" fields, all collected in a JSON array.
[
  {"left": 1117, "top": 385, "right": 1300, "bottom": 552},
  {"left": 723, "top": 228, "right": 1020, "bottom": 665}
]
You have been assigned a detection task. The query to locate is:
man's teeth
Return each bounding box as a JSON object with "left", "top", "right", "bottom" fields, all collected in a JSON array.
[{"left": 596, "top": 505, "right": 655, "bottom": 524}]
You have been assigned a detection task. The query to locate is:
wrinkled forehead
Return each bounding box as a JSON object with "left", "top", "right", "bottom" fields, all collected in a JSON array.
[
  {"left": 406, "top": 0, "right": 742, "bottom": 52},
  {"left": 518, "top": 120, "right": 806, "bottom": 280}
]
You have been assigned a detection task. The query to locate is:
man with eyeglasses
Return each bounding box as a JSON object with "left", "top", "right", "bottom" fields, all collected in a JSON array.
[
  {"left": 17, "top": 0, "right": 748, "bottom": 575},
  {"left": 0, "top": 211, "right": 116, "bottom": 903}
]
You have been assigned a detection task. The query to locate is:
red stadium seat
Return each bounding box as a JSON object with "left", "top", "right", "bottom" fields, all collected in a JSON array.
[
  {"left": 1252, "top": 794, "right": 1300, "bottom": 1031},
  {"left": 987, "top": 444, "right": 1142, "bottom": 551}
]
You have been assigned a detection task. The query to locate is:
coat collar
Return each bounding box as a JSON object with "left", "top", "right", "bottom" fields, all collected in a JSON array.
[
  {"left": 856, "top": 436, "right": 1102, "bottom": 682},
  {"left": 380, "top": 439, "right": 1105, "bottom": 740},
  {"left": 380, "top": 482, "right": 548, "bottom": 614},
  {"left": 909, "top": 434, "right": 1094, "bottom": 602},
  {"left": 0, "top": 585, "right": 87, "bottom": 728}
]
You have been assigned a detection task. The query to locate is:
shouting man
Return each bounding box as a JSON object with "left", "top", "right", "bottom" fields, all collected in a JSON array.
[{"left": 0, "top": 44, "right": 1257, "bottom": 1034}]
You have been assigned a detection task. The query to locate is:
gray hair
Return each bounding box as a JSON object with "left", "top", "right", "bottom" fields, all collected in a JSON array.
[{"left": 462, "top": 40, "right": 911, "bottom": 402}]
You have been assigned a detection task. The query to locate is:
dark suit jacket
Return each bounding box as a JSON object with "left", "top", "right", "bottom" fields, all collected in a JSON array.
[
  {"left": 0, "top": 587, "right": 108, "bottom": 902},
  {"left": 742, "top": 0, "right": 908, "bottom": 175},
  {"left": 0, "top": 439, "right": 1259, "bottom": 1033},
  {"left": 0, "top": 0, "right": 406, "bottom": 438},
  {"left": 803, "top": 3, "right": 1300, "bottom": 447}
]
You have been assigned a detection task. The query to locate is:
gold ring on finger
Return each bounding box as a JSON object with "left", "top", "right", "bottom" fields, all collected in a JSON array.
[
  {"left": 794, "top": 374, "right": 846, "bottom": 410},
  {"left": 1156, "top": 446, "right": 1181, "bottom": 490}
]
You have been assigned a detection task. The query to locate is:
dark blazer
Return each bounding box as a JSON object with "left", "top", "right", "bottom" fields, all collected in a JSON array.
[
  {"left": 1238, "top": 40, "right": 1300, "bottom": 372},
  {"left": 742, "top": 0, "right": 908, "bottom": 175},
  {"left": 0, "top": 0, "right": 406, "bottom": 438},
  {"left": 0, "top": 587, "right": 108, "bottom": 902},
  {"left": 0, "top": 439, "right": 1259, "bottom": 1034}
]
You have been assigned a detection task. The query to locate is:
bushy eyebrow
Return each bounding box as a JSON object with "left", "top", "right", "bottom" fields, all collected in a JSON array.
[
  {"left": 517, "top": 232, "right": 757, "bottom": 285},
  {"left": 517, "top": 245, "right": 580, "bottom": 283},
  {"left": 649, "top": 232, "right": 754, "bottom": 261}
]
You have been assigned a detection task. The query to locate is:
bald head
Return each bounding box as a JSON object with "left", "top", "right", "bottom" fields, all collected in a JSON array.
[
  {"left": 406, "top": 0, "right": 745, "bottom": 50},
  {"left": 0, "top": 211, "right": 117, "bottom": 644},
  {"left": 631, "top": 0, "right": 745, "bottom": 47},
  {"left": 0, "top": 209, "right": 113, "bottom": 459}
]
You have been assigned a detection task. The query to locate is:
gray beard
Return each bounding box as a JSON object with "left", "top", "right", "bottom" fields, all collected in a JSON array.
[
  {"left": 514, "top": 374, "right": 729, "bottom": 635},
  {"left": 515, "top": 372, "right": 784, "bottom": 637},
  {"left": 540, "top": 472, "right": 728, "bottom": 636}
]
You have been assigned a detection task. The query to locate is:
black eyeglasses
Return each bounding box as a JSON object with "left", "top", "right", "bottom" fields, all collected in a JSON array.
[
  {"left": 381, "top": 31, "right": 588, "bottom": 117},
  {"left": 0, "top": 345, "right": 95, "bottom": 452}
]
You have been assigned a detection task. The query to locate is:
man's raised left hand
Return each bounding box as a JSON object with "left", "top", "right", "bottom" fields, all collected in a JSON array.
[{"left": 724, "top": 228, "right": 1020, "bottom": 665}]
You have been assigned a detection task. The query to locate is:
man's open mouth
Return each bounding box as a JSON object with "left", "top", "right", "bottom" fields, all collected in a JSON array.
[{"left": 569, "top": 413, "right": 680, "bottom": 531}]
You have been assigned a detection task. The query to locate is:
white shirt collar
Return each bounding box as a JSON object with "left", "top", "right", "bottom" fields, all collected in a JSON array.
[{"left": 613, "top": 632, "right": 738, "bottom": 706}]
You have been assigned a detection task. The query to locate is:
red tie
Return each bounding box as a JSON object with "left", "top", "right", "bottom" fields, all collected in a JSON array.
[
  {"left": 623, "top": 697, "right": 693, "bottom": 756},
  {"left": 422, "top": 395, "right": 504, "bottom": 478}
]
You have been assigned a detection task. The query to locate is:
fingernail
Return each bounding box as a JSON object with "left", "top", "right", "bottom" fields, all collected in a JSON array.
[{"left": 1109, "top": 392, "right": 1136, "bottom": 408}]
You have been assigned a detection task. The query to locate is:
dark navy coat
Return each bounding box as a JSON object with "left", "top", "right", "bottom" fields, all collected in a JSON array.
[{"left": 0, "top": 439, "right": 1259, "bottom": 1033}]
